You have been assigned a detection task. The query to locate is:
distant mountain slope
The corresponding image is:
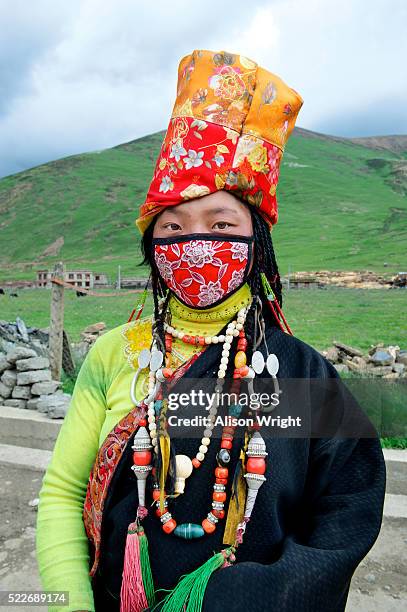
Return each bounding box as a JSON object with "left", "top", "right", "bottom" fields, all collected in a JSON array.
[
  {"left": 349, "top": 134, "right": 407, "bottom": 154},
  {"left": 0, "top": 127, "right": 406, "bottom": 283}
]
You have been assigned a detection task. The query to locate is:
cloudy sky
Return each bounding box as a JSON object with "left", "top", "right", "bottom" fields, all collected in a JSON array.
[{"left": 0, "top": 0, "right": 406, "bottom": 177}]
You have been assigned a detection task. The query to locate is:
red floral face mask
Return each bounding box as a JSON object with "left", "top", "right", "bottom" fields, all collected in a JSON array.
[{"left": 153, "top": 234, "right": 253, "bottom": 309}]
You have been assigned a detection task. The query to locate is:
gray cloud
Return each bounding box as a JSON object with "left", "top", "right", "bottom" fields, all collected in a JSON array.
[
  {"left": 0, "top": 0, "right": 405, "bottom": 178},
  {"left": 313, "top": 94, "right": 407, "bottom": 138},
  {"left": 0, "top": 0, "right": 81, "bottom": 115}
]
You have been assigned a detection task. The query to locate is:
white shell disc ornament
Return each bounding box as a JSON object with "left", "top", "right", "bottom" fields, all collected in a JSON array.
[
  {"left": 266, "top": 353, "right": 279, "bottom": 376},
  {"left": 150, "top": 349, "right": 164, "bottom": 372},
  {"left": 251, "top": 351, "right": 265, "bottom": 374},
  {"left": 138, "top": 348, "right": 151, "bottom": 369}
]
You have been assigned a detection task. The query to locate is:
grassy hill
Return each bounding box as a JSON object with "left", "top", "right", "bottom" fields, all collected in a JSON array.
[{"left": 0, "top": 128, "right": 406, "bottom": 283}]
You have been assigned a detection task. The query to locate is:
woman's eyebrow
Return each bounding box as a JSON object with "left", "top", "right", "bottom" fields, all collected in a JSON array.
[
  {"left": 210, "top": 207, "right": 239, "bottom": 215},
  {"left": 162, "top": 206, "right": 239, "bottom": 218}
]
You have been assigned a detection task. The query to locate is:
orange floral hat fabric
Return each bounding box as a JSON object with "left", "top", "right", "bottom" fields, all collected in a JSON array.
[{"left": 136, "top": 49, "right": 303, "bottom": 234}]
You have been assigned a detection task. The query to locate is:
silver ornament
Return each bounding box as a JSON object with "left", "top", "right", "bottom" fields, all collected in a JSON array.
[
  {"left": 138, "top": 348, "right": 151, "bottom": 369},
  {"left": 243, "top": 431, "right": 267, "bottom": 519},
  {"left": 243, "top": 473, "right": 266, "bottom": 519},
  {"left": 246, "top": 431, "right": 268, "bottom": 457},
  {"left": 131, "top": 426, "right": 153, "bottom": 507},
  {"left": 266, "top": 353, "right": 279, "bottom": 376},
  {"left": 132, "top": 465, "right": 152, "bottom": 507},
  {"left": 251, "top": 351, "right": 265, "bottom": 374},
  {"left": 132, "top": 426, "right": 152, "bottom": 451},
  {"left": 150, "top": 349, "right": 164, "bottom": 372}
]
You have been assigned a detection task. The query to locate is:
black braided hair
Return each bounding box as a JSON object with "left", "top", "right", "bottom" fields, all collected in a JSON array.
[
  {"left": 141, "top": 217, "right": 170, "bottom": 353},
  {"left": 250, "top": 208, "right": 283, "bottom": 305},
  {"left": 241, "top": 208, "right": 283, "bottom": 357}
]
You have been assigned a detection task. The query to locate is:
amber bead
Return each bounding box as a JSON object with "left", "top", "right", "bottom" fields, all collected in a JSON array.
[
  {"left": 215, "top": 467, "right": 228, "bottom": 479},
  {"left": 234, "top": 351, "right": 247, "bottom": 369},
  {"left": 247, "top": 457, "right": 266, "bottom": 474},
  {"left": 198, "top": 337, "right": 206, "bottom": 346},
  {"left": 192, "top": 458, "right": 201, "bottom": 468},
  {"left": 162, "top": 368, "right": 173, "bottom": 378},
  {"left": 212, "top": 509, "right": 225, "bottom": 519},
  {"left": 152, "top": 489, "right": 165, "bottom": 501},
  {"left": 213, "top": 491, "right": 227, "bottom": 502},
  {"left": 202, "top": 518, "right": 216, "bottom": 534},
  {"left": 221, "top": 439, "right": 233, "bottom": 450},
  {"left": 162, "top": 518, "right": 177, "bottom": 534}
]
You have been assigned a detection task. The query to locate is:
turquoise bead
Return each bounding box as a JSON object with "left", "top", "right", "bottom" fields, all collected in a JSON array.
[
  {"left": 173, "top": 523, "right": 205, "bottom": 539},
  {"left": 154, "top": 400, "right": 163, "bottom": 415},
  {"left": 229, "top": 403, "right": 242, "bottom": 417}
]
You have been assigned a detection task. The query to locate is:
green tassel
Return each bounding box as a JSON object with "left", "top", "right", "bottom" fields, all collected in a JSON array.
[
  {"left": 260, "top": 271, "right": 272, "bottom": 297},
  {"left": 159, "top": 548, "right": 234, "bottom": 612},
  {"left": 138, "top": 527, "right": 156, "bottom": 608}
]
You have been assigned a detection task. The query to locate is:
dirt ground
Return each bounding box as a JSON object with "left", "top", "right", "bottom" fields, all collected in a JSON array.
[{"left": 0, "top": 464, "right": 406, "bottom": 611}]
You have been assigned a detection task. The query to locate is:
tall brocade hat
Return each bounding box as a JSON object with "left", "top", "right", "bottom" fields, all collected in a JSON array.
[{"left": 135, "top": 49, "right": 303, "bottom": 234}]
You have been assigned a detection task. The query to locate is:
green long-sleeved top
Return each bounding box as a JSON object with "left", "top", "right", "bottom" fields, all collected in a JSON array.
[{"left": 36, "top": 286, "right": 252, "bottom": 612}]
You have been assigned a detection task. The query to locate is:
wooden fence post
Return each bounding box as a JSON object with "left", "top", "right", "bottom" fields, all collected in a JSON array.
[{"left": 49, "top": 261, "right": 65, "bottom": 381}]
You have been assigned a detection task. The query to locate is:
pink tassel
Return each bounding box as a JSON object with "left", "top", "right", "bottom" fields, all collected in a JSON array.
[{"left": 120, "top": 522, "right": 149, "bottom": 612}]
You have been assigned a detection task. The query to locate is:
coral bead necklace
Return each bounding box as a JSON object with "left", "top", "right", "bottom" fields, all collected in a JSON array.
[
  {"left": 130, "top": 298, "right": 268, "bottom": 541},
  {"left": 123, "top": 297, "right": 273, "bottom": 612}
]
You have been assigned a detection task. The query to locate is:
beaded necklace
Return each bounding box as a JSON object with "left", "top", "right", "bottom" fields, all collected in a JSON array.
[
  {"left": 129, "top": 299, "right": 269, "bottom": 534},
  {"left": 122, "top": 296, "right": 278, "bottom": 612}
]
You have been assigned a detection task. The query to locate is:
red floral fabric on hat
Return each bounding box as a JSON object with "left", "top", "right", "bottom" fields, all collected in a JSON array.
[
  {"left": 136, "top": 49, "right": 303, "bottom": 234},
  {"left": 140, "top": 116, "right": 283, "bottom": 231},
  {"left": 153, "top": 237, "right": 251, "bottom": 308}
]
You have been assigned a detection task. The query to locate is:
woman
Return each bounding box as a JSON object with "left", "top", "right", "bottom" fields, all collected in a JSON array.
[{"left": 36, "top": 49, "right": 386, "bottom": 612}]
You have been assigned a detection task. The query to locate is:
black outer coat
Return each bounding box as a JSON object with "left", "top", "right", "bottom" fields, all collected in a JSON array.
[{"left": 91, "top": 319, "right": 386, "bottom": 612}]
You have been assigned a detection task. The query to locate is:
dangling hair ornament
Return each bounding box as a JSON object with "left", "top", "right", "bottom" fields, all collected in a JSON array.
[
  {"left": 127, "top": 274, "right": 151, "bottom": 323},
  {"left": 260, "top": 272, "right": 293, "bottom": 335}
]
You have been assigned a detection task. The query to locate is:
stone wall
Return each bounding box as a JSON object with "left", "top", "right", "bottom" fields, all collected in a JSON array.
[
  {"left": 0, "top": 347, "right": 71, "bottom": 419},
  {"left": 321, "top": 342, "right": 407, "bottom": 377}
]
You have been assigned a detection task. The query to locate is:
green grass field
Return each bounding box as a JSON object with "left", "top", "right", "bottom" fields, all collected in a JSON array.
[
  {"left": 0, "top": 129, "right": 406, "bottom": 284},
  {"left": 1, "top": 128, "right": 406, "bottom": 448},
  {"left": 1, "top": 286, "right": 405, "bottom": 446},
  {"left": 1, "top": 286, "right": 404, "bottom": 350}
]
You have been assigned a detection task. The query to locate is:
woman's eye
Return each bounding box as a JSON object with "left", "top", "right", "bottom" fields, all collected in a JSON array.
[
  {"left": 164, "top": 223, "right": 181, "bottom": 231},
  {"left": 213, "top": 222, "right": 230, "bottom": 230}
]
